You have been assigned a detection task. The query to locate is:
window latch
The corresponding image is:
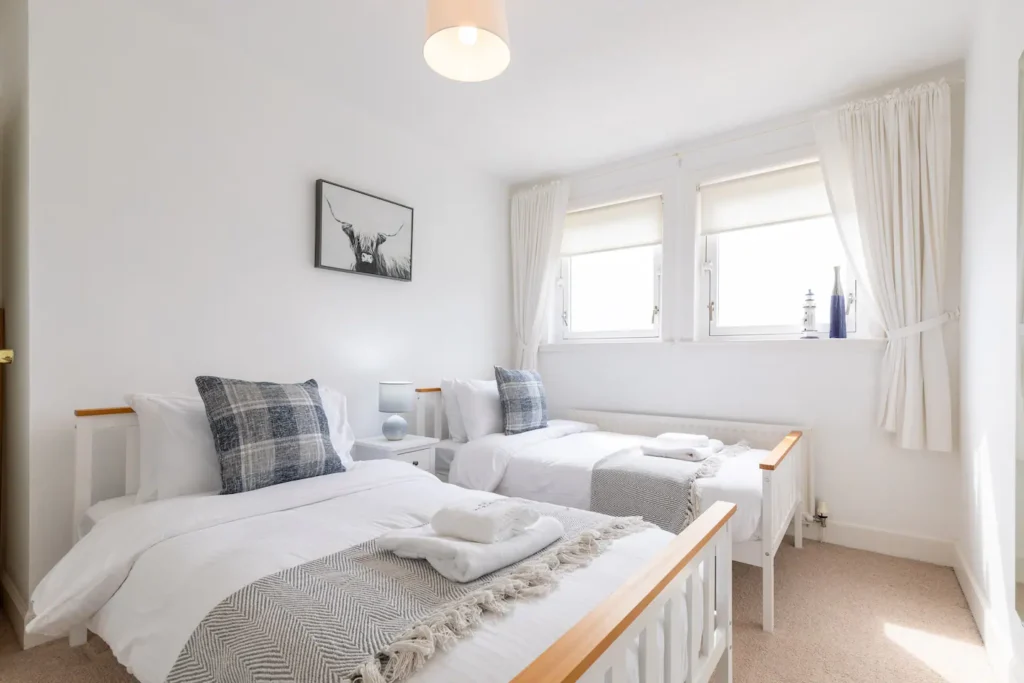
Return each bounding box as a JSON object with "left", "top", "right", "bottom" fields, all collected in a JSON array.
[
  {"left": 701, "top": 261, "right": 713, "bottom": 274},
  {"left": 561, "top": 310, "right": 568, "bottom": 327},
  {"left": 708, "top": 300, "right": 715, "bottom": 322},
  {"left": 651, "top": 305, "right": 660, "bottom": 325}
]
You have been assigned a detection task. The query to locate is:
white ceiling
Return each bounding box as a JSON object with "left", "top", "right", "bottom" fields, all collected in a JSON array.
[{"left": 159, "top": 1, "right": 973, "bottom": 182}]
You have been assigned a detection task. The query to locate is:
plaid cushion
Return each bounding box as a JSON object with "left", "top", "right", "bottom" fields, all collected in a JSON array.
[
  {"left": 195, "top": 376, "right": 344, "bottom": 494},
  {"left": 494, "top": 366, "right": 548, "bottom": 435}
]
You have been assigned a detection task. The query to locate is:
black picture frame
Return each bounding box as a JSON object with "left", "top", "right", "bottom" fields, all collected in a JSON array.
[{"left": 315, "top": 179, "right": 415, "bottom": 282}]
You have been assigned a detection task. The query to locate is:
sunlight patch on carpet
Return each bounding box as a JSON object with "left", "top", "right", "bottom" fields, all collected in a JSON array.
[{"left": 884, "top": 623, "right": 990, "bottom": 683}]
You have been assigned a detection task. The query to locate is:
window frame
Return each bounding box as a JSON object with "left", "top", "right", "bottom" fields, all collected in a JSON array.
[
  {"left": 558, "top": 243, "right": 663, "bottom": 342},
  {"left": 703, "top": 230, "right": 858, "bottom": 338},
  {"left": 697, "top": 158, "right": 859, "bottom": 340}
]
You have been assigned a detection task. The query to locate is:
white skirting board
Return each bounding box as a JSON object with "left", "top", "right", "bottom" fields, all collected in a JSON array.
[
  {"left": 1, "top": 572, "right": 56, "bottom": 650},
  {"left": 800, "top": 520, "right": 955, "bottom": 567},
  {"left": 953, "top": 545, "right": 1022, "bottom": 683}
]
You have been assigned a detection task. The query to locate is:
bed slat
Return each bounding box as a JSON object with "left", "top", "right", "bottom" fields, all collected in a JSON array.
[
  {"left": 665, "top": 593, "right": 684, "bottom": 682},
  {"left": 701, "top": 555, "right": 714, "bottom": 657},
  {"left": 125, "top": 425, "right": 141, "bottom": 496},
  {"left": 686, "top": 572, "right": 700, "bottom": 682},
  {"left": 72, "top": 422, "right": 94, "bottom": 541},
  {"left": 642, "top": 623, "right": 663, "bottom": 683}
]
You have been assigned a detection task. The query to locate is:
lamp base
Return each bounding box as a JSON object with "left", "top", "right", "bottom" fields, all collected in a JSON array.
[{"left": 382, "top": 414, "right": 408, "bottom": 441}]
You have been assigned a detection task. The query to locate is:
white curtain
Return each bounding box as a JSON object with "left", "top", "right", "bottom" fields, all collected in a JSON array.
[
  {"left": 510, "top": 180, "right": 570, "bottom": 370},
  {"left": 814, "top": 81, "right": 955, "bottom": 452}
]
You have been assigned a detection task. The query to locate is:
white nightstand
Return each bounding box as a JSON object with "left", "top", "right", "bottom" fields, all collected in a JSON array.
[{"left": 352, "top": 435, "right": 440, "bottom": 475}]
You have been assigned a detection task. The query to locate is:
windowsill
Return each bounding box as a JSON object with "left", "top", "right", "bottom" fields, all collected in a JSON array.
[
  {"left": 554, "top": 337, "right": 663, "bottom": 346},
  {"left": 693, "top": 336, "right": 885, "bottom": 347},
  {"left": 540, "top": 337, "right": 886, "bottom": 353}
]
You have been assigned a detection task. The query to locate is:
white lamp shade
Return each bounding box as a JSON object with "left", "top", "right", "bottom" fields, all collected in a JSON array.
[
  {"left": 424, "top": 0, "right": 510, "bottom": 82},
  {"left": 379, "top": 381, "right": 414, "bottom": 414}
]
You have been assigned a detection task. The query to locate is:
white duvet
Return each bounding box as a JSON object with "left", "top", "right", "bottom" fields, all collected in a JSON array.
[
  {"left": 449, "top": 420, "right": 766, "bottom": 543},
  {"left": 29, "top": 460, "right": 686, "bottom": 683}
]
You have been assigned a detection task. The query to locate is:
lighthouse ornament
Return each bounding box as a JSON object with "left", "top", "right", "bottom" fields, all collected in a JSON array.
[{"left": 801, "top": 289, "right": 819, "bottom": 339}]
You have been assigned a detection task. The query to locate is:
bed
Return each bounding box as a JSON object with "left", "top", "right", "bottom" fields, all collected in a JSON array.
[
  {"left": 434, "top": 439, "right": 462, "bottom": 482},
  {"left": 27, "top": 405, "right": 738, "bottom": 683},
  {"left": 416, "top": 388, "right": 810, "bottom": 634}
]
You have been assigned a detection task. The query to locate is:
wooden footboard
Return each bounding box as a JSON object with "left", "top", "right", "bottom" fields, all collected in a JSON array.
[{"left": 513, "top": 502, "right": 736, "bottom": 683}]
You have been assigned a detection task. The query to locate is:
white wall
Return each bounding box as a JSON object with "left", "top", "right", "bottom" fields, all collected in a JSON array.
[
  {"left": 957, "top": 0, "right": 1024, "bottom": 678},
  {"left": 541, "top": 69, "right": 965, "bottom": 565},
  {"left": 543, "top": 340, "right": 959, "bottom": 555},
  {"left": 8, "top": 0, "right": 511, "bottom": 601}
]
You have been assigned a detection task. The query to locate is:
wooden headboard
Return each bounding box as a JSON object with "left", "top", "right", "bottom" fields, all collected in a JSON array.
[
  {"left": 72, "top": 407, "right": 139, "bottom": 541},
  {"left": 414, "top": 387, "right": 446, "bottom": 439}
]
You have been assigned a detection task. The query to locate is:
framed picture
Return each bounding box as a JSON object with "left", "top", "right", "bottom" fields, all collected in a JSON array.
[{"left": 315, "top": 179, "right": 414, "bottom": 281}]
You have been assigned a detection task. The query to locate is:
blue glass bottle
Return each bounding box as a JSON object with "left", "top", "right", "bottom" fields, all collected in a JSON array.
[{"left": 829, "top": 266, "right": 847, "bottom": 339}]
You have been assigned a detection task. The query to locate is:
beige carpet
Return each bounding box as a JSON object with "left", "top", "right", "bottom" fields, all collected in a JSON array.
[{"left": 0, "top": 541, "right": 995, "bottom": 683}]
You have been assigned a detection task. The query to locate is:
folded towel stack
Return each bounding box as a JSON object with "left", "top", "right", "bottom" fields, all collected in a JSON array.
[
  {"left": 379, "top": 498, "right": 561, "bottom": 583},
  {"left": 641, "top": 433, "right": 725, "bottom": 462},
  {"left": 431, "top": 498, "right": 541, "bottom": 543},
  {"left": 378, "top": 516, "right": 563, "bottom": 583}
]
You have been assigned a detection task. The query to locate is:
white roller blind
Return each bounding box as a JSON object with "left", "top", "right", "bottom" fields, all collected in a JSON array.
[
  {"left": 700, "top": 162, "right": 832, "bottom": 235},
  {"left": 561, "top": 196, "right": 663, "bottom": 256}
]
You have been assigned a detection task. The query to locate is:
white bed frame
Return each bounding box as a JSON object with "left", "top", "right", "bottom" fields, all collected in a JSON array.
[
  {"left": 416, "top": 390, "right": 810, "bottom": 634},
  {"left": 69, "top": 405, "right": 737, "bottom": 683}
]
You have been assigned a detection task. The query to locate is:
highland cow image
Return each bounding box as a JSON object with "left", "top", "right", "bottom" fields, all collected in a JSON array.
[{"left": 315, "top": 180, "right": 413, "bottom": 281}]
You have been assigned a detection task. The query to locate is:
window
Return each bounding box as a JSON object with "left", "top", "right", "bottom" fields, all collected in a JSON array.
[
  {"left": 700, "top": 162, "right": 856, "bottom": 337},
  {"left": 559, "top": 196, "right": 663, "bottom": 340}
]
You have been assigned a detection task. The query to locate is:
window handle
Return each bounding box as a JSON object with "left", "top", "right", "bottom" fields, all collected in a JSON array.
[
  {"left": 845, "top": 291, "right": 856, "bottom": 315},
  {"left": 708, "top": 300, "right": 715, "bottom": 322},
  {"left": 651, "top": 305, "right": 660, "bottom": 325},
  {"left": 561, "top": 310, "right": 568, "bottom": 327}
]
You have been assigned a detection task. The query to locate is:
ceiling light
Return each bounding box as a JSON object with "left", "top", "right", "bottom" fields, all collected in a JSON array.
[
  {"left": 458, "top": 26, "right": 479, "bottom": 46},
  {"left": 424, "top": 0, "right": 510, "bottom": 83}
]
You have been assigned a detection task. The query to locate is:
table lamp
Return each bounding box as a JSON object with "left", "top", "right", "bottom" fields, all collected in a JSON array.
[{"left": 379, "top": 381, "right": 414, "bottom": 441}]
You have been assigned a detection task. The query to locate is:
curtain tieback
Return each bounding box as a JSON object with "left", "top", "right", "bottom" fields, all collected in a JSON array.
[{"left": 887, "top": 309, "right": 960, "bottom": 340}]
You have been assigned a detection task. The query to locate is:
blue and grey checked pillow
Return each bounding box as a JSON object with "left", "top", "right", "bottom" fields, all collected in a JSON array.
[
  {"left": 195, "top": 376, "right": 344, "bottom": 494},
  {"left": 494, "top": 366, "right": 548, "bottom": 435}
]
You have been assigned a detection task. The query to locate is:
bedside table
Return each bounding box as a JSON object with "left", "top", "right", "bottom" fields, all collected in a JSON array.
[{"left": 352, "top": 435, "right": 440, "bottom": 475}]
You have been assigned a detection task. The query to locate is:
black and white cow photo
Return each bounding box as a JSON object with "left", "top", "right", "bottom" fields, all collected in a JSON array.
[{"left": 315, "top": 180, "right": 414, "bottom": 281}]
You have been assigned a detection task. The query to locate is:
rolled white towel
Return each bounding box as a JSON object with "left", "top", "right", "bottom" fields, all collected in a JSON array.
[
  {"left": 379, "top": 516, "right": 565, "bottom": 583},
  {"left": 655, "top": 432, "right": 710, "bottom": 448},
  {"left": 642, "top": 437, "right": 724, "bottom": 462},
  {"left": 432, "top": 498, "right": 541, "bottom": 544},
  {"left": 656, "top": 435, "right": 724, "bottom": 453}
]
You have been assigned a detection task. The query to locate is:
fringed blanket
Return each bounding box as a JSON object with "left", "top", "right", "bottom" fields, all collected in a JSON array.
[
  {"left": 165, "top": 502, "right": 652, "bottom": 683},
  {"left": 591, "top": 444, "right": 747, "bottom": 534}
]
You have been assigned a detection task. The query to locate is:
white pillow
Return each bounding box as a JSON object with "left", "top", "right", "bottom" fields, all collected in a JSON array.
[
  {"left": 128, "top": 393, "right": 220, "bottom": 503},
  {"left": 130, "top": 384, "right": 355, "bottom": 501},
  {"left": 319, "top": 385, "right": 355, "bottom": 468},
  {"left": 453, "top": 379, "right": 503, "bottom": 441},
  {"left": 440, "top": 379, "right": 468, "bottom": 443}
]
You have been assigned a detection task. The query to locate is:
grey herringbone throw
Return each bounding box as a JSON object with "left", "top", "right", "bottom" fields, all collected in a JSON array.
[
  {"left": 165, "top": 502, "right": 651, "bottom": 683},
  {"left": 591, "top": 445, "right": 745, "bottom": 534}
]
